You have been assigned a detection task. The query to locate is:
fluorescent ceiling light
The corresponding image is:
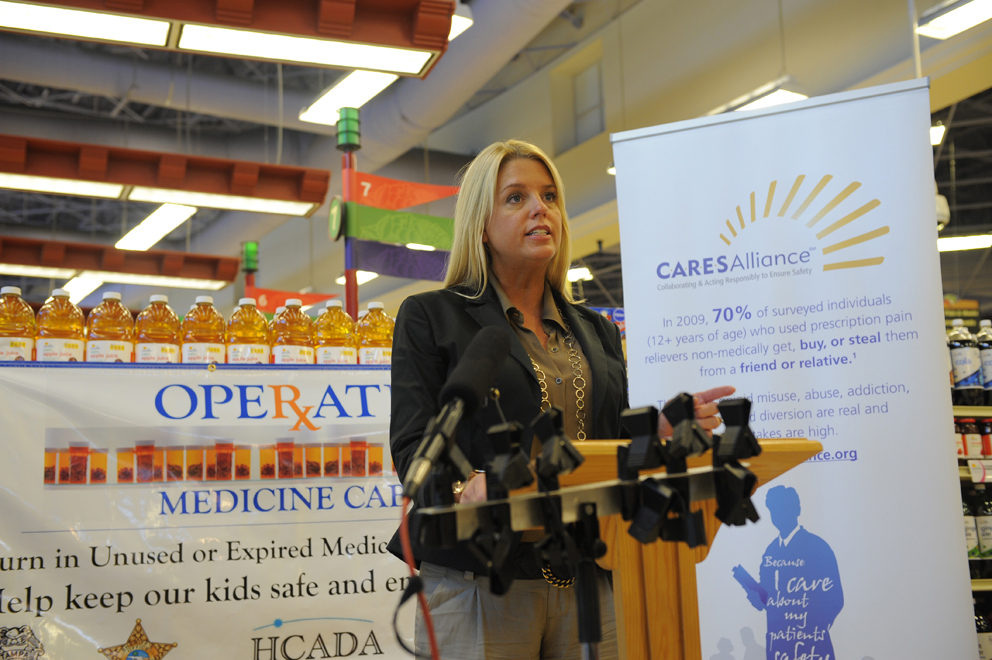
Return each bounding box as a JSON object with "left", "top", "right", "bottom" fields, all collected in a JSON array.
[
  {"left": 567, "top": 267, "right": 594, "bottom": 282},
  {"left": 449, "top": 2, "right": 474, "bottom": 40},
  {"left": 606, "top": 165, "right": 616, "bottom": 176},
  {"left": 938, "top": 235, "right": 992, "bottom": 252},
  {"left": 116, "top": 204, "right": 197, "bottom": 251},
  {"left": 299, "top": 71, "right": 399, "bottom": 126},
  {"left": 931, "top": 124, "right": 947, "bottom": 145},
  {"left": 0, "top": 0, "right": 170, "bottom": 46},
  {"left": 62, "top": 276, "right": 103, "bottom": 304},
  {"left": 179, "top": 24, "right": 432, "bottom": 75},
  {"left": 335, "top": 271, "right": 379, "bottom": 285},
  {"left": 128, "top": 186, "right": 314, "bottom": 216},
  {"left": 917, "top": 0, "right": 992, "bottom": 39},
  {"left": 0, "top": 172, "right": 123, "bottom": 199},
  {"left": 734, "top": 89, "right": 808, "bottom": 112},
  {"left": 79, "top": 270, "right": 228, "bottom": 290},
  {"left": 405, "top": 243, "right": 436, "bottom": 251},
  {"left": 0, "top": 263, "right": 77, "bottom": 279}
]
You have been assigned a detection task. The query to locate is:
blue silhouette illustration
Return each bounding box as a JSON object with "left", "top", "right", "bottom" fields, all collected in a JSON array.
[
  {"left": 740, "top": 627, "right": 764, "bottom": 660},
  {"left": 733, "top": 486, "right": 844, "bottom": 660},
  {"left": 709, "top": 637, "right": 736, "bottom": 660}
]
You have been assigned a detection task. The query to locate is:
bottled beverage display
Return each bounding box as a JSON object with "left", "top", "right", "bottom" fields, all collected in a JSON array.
[
  {"left": 181, "top": 295, "right": 226, "bottom": 364},
  {"left": 978, "top": 599, "right": 992, "bottom": 659},
  {"left": 979, "top": 320, "right": 992, "bottom": 407},
  {"left": 313, "top": 299, "right": 358, "bottom": 365},
  {"left": 272, "top": 298, "right": 314, "bottom": 364},
  {"left": 227, "top": 298, "right": 270, "bottom": 364},
  {"left": 950, "top": 319, "right": 984, "bottom": 406},
  {"left": 355, "top": 302, "right": 393, "bottom": 365},
  {"left": 85, "top": 291, "right": 134, "bottom": 363},
  {"left": 134, "top": 295, "right": 180, "bottom": 363},
  {"left": 36, "top": 288, "right": 85, "bottom": 362},
  {"left": 0, "top": 286, "right": 36, "bottom": 361}
]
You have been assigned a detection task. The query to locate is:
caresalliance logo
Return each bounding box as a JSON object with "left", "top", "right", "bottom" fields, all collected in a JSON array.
[
  {"left": 97, "top": 619, "right": 176, "bottom": 660},
  {"left": 655, "top": 174, "right": 889, "bottom": 286},
  {"left": 718, "top": 174, "right": 887, "bottom": 271}
]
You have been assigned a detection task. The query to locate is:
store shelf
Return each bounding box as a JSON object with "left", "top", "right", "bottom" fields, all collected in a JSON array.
[
  {"left": 954, "top": 406, "right": 992, "bottom": 418},
  {"left": 974, "top": 580, "right": 992, "bottom": 591}
]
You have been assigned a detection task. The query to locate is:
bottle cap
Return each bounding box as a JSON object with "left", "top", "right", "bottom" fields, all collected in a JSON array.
[
  {"left": 367, "top": 302, "right": 384, "bottom": 309},
  {"left": 326, "top": 299, "right": 343, "bottom": 308},
  {"left": 286, "top": 298, "right": 302, "bottom": 307},
  {"left": 982, "top": 320, "right": 991, "bottom": 327},
  {"left": 102, "top": 291, "right": 122, "bottom": 301},
  {"left": 239, "top": 298, "right": 256, "bottom": 306},
  {"left": 150, "top": 294, "right": 169, "bottom": 303},
  {"left": 196, "top": 296, "right": 214, "bottom": 304},
  {"left": 952, "top": 318, "right": 965, "bottom": 326},
  {"left": 358, "top": 310, "right": 368, "bottom": 318},
  {"left": 52, "top": 288, "right": 69, "bottom": 298},
  {"left": 0, "top": 286, "right": 21, "bottom": 296},
  {"left": 275, "top": 306, "right": 286, "bottom": 314}
]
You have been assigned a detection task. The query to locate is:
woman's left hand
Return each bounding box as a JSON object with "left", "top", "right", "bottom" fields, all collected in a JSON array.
[{"left": 657, "top": 385, "right": 736, "bottom": 436}]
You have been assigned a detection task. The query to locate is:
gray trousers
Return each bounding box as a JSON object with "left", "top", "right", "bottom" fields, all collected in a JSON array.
[{"left": 415, "top": 562, "right": 619, "bottom": 660}]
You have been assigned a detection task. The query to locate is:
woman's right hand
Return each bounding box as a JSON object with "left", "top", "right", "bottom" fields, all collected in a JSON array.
[{"left": 455, "top": 472, "right": 487, "bottom": 504}]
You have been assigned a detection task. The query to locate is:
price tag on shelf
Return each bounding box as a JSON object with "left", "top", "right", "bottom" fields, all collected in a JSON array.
[{"left": 968, "top": 460, "right": 992, "bottom": 483}]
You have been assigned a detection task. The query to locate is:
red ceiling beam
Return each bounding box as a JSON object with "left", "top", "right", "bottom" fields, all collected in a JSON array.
[
  {"left": 0, "top": 134, "right": 330, "bottom": 212},
  {"left": 0, "top": 236, "right": 240, "bottom": 283},
  {"left": 17, "top": 0, "right": 454, "bottom": 77}
]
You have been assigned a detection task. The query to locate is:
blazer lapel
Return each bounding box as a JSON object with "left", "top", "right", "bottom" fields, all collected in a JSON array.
[
  {"left": 464, "top": 284, "right": 537, "bottom": 383},
  {"left": 559, "top": 299, "right": 608, "bottom": 429}
]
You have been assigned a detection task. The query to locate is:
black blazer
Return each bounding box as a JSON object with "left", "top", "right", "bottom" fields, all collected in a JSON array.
[{"left": 387, "top": 282, "right": 629, "bottom": 575}]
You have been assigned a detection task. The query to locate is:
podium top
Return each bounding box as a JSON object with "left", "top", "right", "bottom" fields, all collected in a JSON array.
[{"left": 560, "top": 438, "right": 822, "bottom": 488}]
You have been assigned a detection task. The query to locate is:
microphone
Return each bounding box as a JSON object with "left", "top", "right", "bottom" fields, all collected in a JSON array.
[
  {"left": 403, "top": 327, "right": 511, "bottom": 499},
  {"left": 438, "top": 327, "right": 511, "bottom": 414}
]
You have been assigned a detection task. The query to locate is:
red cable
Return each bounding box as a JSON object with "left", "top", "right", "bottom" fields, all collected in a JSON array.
[{"left": 400, "top": 496, "right": 441, "bottom": 660}]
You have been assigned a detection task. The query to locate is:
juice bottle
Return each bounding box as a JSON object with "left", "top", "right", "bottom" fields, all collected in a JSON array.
[
  {"left": 181, "top": 295, "right": 226, "bottom": 364},
  {"left": 36, "top": 288, "right": 85, "bottom": 362},
  {"left": 227, "top": 298, "right": 270, "bottom": 364},
  {"left": 134, "top": 295, "right": 180, "bottom": 363},
  {"left": 269, "top": 306, "right": 285, "bottom": 337},
  {"left": 272, "top": 298, "right": 314, "bottom": 364},
  {"left": 0, "top": 286, "right": 36, "bottom": 361},
  {"left": 86, "top": 291, "right": 134, "bottom": 362},
  {"left": 978, "top": 320, "right": 992, "bottom": 406},
  {"left": 314, "top": 299, "right": 358, "bottom": 365},
  {"left": 355, "top": 302, "right": 393, "bottom": 365},
  {"left": 951, "top": 318, "right": 984, "bottom": 406}
]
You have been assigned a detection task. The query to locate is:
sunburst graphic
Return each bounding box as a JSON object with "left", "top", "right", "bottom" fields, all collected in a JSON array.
[
  {"left": 97, "top": 619, "right": 176, "bottom": 660},
  {"left": 718, "top": 174, "right": 888, "bottom": 271}
]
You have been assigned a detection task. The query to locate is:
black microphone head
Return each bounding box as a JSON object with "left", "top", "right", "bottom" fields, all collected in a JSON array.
[{"left": 438, "top": 326, "right": 511, "bottom": 415}]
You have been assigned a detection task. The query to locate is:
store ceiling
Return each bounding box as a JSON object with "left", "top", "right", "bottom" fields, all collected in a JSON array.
[{"left": 936, "top": 85, "right": 992, "bottom": 311}]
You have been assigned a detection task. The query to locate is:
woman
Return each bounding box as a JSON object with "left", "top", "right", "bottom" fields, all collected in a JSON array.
[{"left": 388, "top": 140, "right": 732, "bottom": 659}]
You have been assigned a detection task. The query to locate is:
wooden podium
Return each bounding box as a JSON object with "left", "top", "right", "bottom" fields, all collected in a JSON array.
[{"left": 558, "top": 438, "right": 822, "bottom": 660}]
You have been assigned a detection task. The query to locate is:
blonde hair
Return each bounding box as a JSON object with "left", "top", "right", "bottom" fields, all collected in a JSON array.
[{"left": 444, "top": 140, "right": 574, "bottom": 302}]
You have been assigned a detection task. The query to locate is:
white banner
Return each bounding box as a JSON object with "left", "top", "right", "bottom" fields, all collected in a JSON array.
[
  {"left": 613, "top": 79, "right": 972, "bottom": 659},
  {"left": 0, "top": 364, "right": 415, "bottom": 660}
]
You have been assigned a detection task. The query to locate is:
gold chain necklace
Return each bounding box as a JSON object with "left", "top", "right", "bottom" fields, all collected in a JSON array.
[{"left": 529, "top": 307, "right": 586, "bottom": 441}]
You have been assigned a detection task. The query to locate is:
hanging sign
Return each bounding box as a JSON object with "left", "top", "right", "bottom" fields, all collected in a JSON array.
[{"left": 612, "top": 79, "right": 973, "bottom": 659}]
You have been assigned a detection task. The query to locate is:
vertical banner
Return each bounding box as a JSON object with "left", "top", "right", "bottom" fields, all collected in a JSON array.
[
  {"left": 0, "top": 365, "right": 414, "bottom": 659},
  {"left": 613, "top": 79, "right": 973, "bottom": 659}
]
